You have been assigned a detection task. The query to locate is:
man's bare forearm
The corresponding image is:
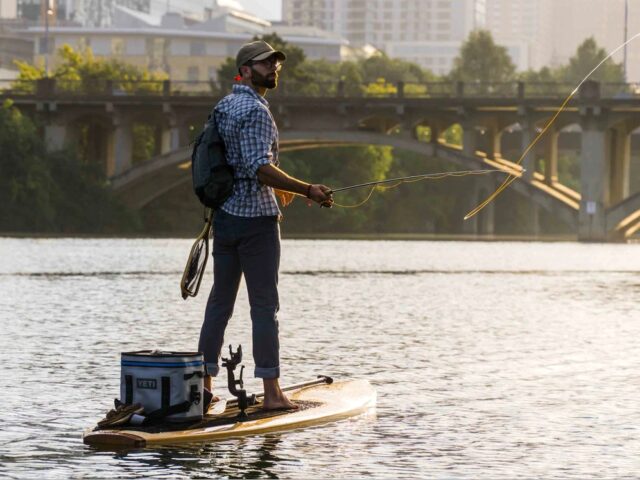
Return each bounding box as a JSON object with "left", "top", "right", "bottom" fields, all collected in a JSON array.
[
  {"left": 257, "top": 163, "right": 334, "bottom": 205},
  {"left": 257, "top": 164, "right": 309, "bottom": 196}
]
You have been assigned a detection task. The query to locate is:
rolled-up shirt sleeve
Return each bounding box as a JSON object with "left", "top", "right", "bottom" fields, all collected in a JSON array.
[{"left": 239, "top": 107, "right": 277, "bottom": 177}]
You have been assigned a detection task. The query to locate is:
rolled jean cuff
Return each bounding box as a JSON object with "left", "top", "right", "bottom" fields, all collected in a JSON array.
[
  {"left": 205, "top": 362, "right": 220, "bottom": 377},
  {"left": 255, "top": 365, "right": 280, "bottom": 379}
]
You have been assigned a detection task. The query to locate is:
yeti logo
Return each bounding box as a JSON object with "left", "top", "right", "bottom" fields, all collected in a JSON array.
[{"left": 136, "top": 378, "right": 157, "bottom": 389}]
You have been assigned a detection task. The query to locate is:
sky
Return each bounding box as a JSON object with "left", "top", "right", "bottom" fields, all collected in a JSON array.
[{"left": 235, "top": 0, "right": 282, "bottom": 21}]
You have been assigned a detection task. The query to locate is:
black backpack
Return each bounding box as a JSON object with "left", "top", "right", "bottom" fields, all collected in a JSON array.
[{"left": 191, "top": 109, "right": 234, "bottom": 209}]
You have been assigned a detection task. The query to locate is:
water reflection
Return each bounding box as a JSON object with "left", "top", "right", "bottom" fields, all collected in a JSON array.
[{"left": 1, "top": 239, "right": 639, "bottom": 478}]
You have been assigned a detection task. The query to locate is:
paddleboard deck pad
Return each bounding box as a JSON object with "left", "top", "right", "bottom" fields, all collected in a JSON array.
[{"left": 83, "top": 378, "right": 375, "bottom": 448}]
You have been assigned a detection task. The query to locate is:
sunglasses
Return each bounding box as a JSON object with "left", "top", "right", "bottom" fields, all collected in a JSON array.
[{"left": 249, "top": 57, "right": 283, "bottom": 71}]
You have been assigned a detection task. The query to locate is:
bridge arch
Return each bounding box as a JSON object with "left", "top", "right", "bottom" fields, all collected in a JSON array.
[
  {"left": 607, "top": 191, "right": 640, "bottom": 239},
  {"left": 358, "top": 115, "right": 402, "bottom": 134},
  {"left": 65, "top": 113, "right": 114, "bottom": 174},
  {"left": 497, "top": 122, "right": 523, "bottom": 161},
  {"left": 111, "top": 130, "right": 579, "bottom": 230}
]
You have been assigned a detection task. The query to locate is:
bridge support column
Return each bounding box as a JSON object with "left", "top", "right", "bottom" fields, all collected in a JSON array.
[
  {"left": 489, "top": 127, "right": 502, "bottom": 160},
  {"left": 161, "top": 125, "right": 181, "bottom": 154},
  {"left": 542, "top": 128, "right": 558, "bottom": 185},
  {"left": 430, "top": 124, "right": 441, "bottom": 144},
  {"left": 462, "top": 121, "right": 478, "bottom": 157},
  {"left": 530, "top": 204, "right": 541, "bottom": 238},
  {"left": 477, "top": 177, "right": 495, "bottom": 235},
  {"left": 44, "top": 124, "right": 67, "bottom": 151},
  {"left": 579, "top": 113, "right": 608, "bottom": 241},
  {"left": 461, "top": 177, "right": 495, "bottom": 236},
  {"left": 520, "top": 118, "right": 536, "bottom": 182},
  {"left": 111, "top": 115, "right": 133, "bottom": 177},
  {"left": 608, "top": 125, "right": 631, "bottom": 205},
  {"left": 160, "top": 116, "right": 180, "bottom": 154}
]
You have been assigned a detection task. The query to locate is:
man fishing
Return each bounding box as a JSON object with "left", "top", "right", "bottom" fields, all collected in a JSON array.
[{"left": 198, "top": 40, "right": 334, "bottom": 410}]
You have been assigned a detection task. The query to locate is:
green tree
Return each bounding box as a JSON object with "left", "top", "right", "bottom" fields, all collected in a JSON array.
[
  {"left": 215, "top": 56, "right": 239, "bottom": 94},
  {"left": 559, "top": 37, "right": 624, "bottom": 84},
  {"left": 15, "top": 44, "right": 167, "bottom": 94},
  {"left": 0, "top": 100, "right": 138, "bottom": 233},
  {"left": 279, "top": 146, "right": 393, "bottom": 233},
  {"left": 14, "top": 45, "right": 166, "bottom": 165},
  {"left": 0, "top": 100, "right": 56, "bottom": 230},
  {"left": 217, "top": 34, "right": 437, "bottom": 97},
  {"left": 449, "top": 30, "right": 516, "bottom": 85},
  {"left": 359, "top": 53, "right": 436, "bottom": 84},
  {"left": 371, "top": 150, "right": 461, "bottom": 233},
  {"left": 518, "top": 66, "right": 558, "bottom": 83}
]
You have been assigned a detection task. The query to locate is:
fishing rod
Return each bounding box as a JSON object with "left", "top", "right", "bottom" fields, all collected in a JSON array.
[{"left": 328, "top": 168, "right": 519, "bottom": 194}]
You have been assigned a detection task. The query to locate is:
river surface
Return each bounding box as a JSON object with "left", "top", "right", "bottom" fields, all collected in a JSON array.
[{"left": 0, "top": 238, "right": 639, "bottom": 479}]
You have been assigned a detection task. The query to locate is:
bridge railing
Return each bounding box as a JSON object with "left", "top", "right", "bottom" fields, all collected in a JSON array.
[
  {"left": 2, "top": 78, "right": 640, "bottom": 100},
  {"left": 600, "top": 82, "right": 640, "bottom": 98},
  {"left": 514, "top": 82, "right": 576, "bottom": 98}
]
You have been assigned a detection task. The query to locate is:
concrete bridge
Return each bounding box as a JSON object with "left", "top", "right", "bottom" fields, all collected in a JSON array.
[{"left": 3, "top": 78, "right": 640, "bottom": 241}]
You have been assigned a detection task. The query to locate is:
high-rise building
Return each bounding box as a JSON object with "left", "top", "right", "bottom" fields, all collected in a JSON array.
[
  {"left": 547, "top": 0, "right": 639, "bottom": 80},
  {"left": 486, "top": 0, "right": 639, "bottom": 80},
  {"left": 485, "top": 0, "right": 553, "bottom": 71},
  {"left": 0, "top": 0, "right": 18, "bottom": 19},
  {"left": 15, "top": 0, "right": 73, "bottom": 23},
  {"left": 282, "top": 0, "right": 486, "bottom": 74},
  {"left": 32, "top": 0, "right": 220, "bottom": 27}
]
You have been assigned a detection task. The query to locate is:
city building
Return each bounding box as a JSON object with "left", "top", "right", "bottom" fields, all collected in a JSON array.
[
  {"left": 0, "top": 30, "right": 32, "bottom": 77},
  {"left": 546, "top": 0, "right": 639, "bottom": 81},
  {"left": 1, "top": 0, "right": 17, "bottom": 18},
  {"left": 282, "top": 0, "right": 487, "bottom": 75},
  {"left": 485, "top": 0, "right": 552, "bottom": 71},
  {"left": 17, "top": 2, "right": 346, "bottom": 82}
]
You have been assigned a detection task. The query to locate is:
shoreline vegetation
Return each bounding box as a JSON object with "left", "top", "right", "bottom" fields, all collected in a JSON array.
[{"left": 3, "top": 33, "right": 633, "bottom": 238}]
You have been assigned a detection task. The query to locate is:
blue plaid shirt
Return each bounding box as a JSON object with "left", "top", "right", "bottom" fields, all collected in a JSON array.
[{"left": 215, "top": 84, "right": 280, "bottom": 217}]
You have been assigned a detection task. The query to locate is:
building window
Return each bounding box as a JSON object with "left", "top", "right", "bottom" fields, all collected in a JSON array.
[
  {"left": 125, "top": 38, "right": 145, "bottom": 55},
  {"left": 119, "top": 0, "right": 151, "bottom": 14},
  {"left": 146, "top": 38, "right": 168, "bottom": 70},
  {"left": 112, "top": 38, "right": 125, "bottom": 56},
  {"left": 188, "top": 66, "right": 199, "bottom": 82},
  {"left": 190, "top": 41, "right": 206, "bottom": 56}
]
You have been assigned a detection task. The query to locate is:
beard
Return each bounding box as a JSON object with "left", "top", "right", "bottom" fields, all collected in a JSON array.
[{"left": 251, "top": 68, "right": 278, "bottom": 89}]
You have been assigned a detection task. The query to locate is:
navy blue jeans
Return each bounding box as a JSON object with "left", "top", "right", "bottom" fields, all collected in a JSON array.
[{"left": 198, "top": 210, "right": 281, "bottom": 379}]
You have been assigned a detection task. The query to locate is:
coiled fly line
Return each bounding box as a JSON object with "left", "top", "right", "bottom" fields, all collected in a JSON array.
[{"left": 329, "top": 169, "right": 512, "bottom": 208}]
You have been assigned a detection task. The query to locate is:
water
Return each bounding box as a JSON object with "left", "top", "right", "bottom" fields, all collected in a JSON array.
[{"left": 1, "top": 238, "right": 639, "bottom": 479}]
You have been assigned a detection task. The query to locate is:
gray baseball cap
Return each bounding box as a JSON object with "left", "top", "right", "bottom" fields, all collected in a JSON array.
[{"left": 235, "top": 40, "right": 286, "bottom": 69}]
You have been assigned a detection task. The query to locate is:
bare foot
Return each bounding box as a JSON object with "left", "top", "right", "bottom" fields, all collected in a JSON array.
[
  {"left": 262, "top": 394, "right": 299, "bottom": 411},
  {"left": 262, "top": 378, "right": 299, "bottom": 411}
]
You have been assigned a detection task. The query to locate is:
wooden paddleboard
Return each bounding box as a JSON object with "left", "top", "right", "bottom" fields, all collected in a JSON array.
[{"left": 83, "top": 379, "right": 375, "bottom": 448}]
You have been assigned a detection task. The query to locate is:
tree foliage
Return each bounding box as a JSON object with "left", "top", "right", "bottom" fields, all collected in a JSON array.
[
  {"left": 519, "top": 37, "right": 624, "bottom": 85},
  {"left": 0, "top": 100, "right": 138, "bottom": 233},
  {"left": 216, "top": 33, "right": 438, "bottom": 97},
  {"left": 449, "top": 30, "right": 516, "bottom": 84},
  {"left": 560, "top": 37, "right": 624, "bottom": 84},
  {"left": 279, "top": 146, "right": 394, "bottom": 232},
  {"left": 15, "top": 44, "right": 167, "bottom": 94}
]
